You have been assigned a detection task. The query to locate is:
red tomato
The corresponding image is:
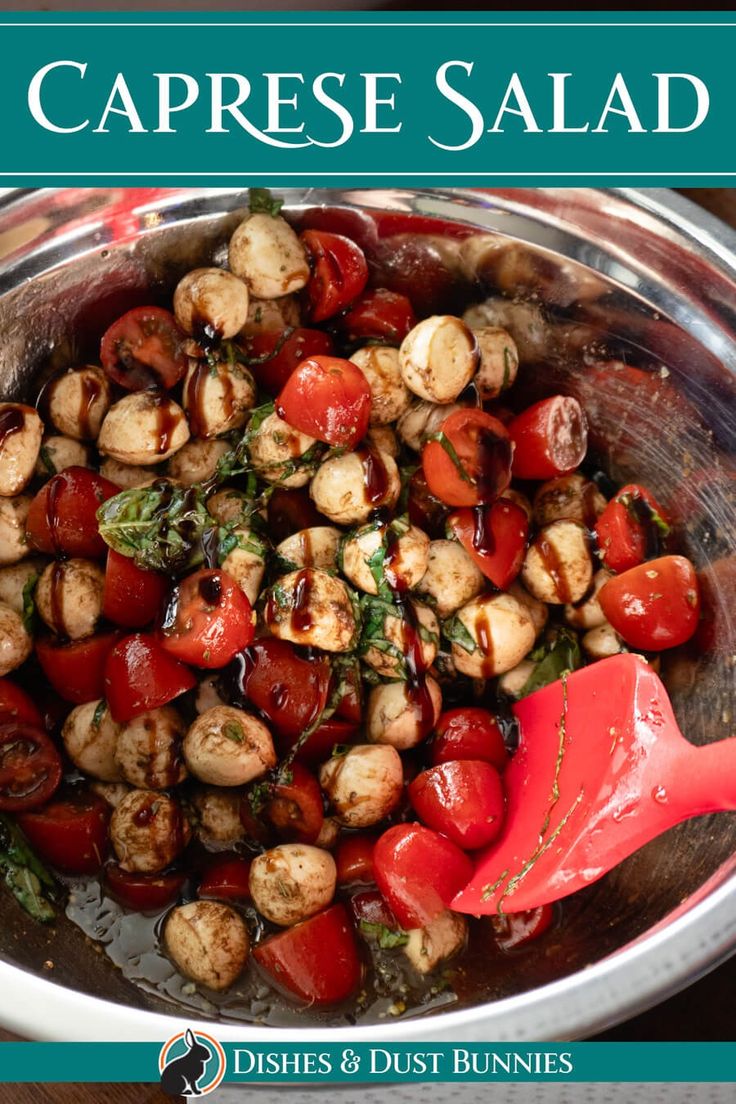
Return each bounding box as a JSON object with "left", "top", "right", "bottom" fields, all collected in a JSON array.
[
  {"left": 254, "top": 903, "right": 362, "bottom": 1006},
  {"left": 422, "top": 410, "right": 513, "bottom": 508},
  {"left": 158, "top": 569, "right": 254, "bottom": 669},
  {"left": 106, "top": 864, "right": 186, "bottom": 910},
  {"left": 334, "top": 663, "right": 362, "bottom": 724},
  {"left": 237, "top": 638, "right": 331, "bottom": 739},
  {"left": 198, "top": 854, "right": 252, "bottom": 902},
  {"left": 509, "top": 396, "right": 588, "bottom": 480},
  {"left": 490, "top": 904, "right": 555, "bottom": 951},
  {"left": 406, "top": 468, "right": 449, "bottom": 539},
  {"left": 0, "top": 723, "right": 63, "bottom": 812},
  {"left": 336, "top": 834, "right": 376, "bottom": 886},
  {"left": 18, "top": 791, "right": 109, "bottom": 873},
  {"left": 408, "top": 761, "right": 505, "bottom": 851},
  {"left": 335, "top": 288, "right": 416, "bottom": 345},
  {"left": 100, "top": 306, "right": 188, "bottom": 390},
  {"left": 373, "top": 823, "right": 473, "bottom": 929},
  {"left": 349, "top": 889, "right": 398, "bottom": 929},
  {"left": 301, "top": 230, "right": 369, "bottom": 322},
  {"left": 263, "top": 763, "right": 324, "bottom": 844},
  {"left": 103, "top": 549, "right": 169, "bottom": 628},
  {"left": 104, "top": 633, "right": 196, "bottom": 722},
  {"left": 447, "top": 499, "right": 529, "bottom": 589},
  {"left": 278, "top": 718, "right": 359, "bottom": 766},
  {"left": 594, "top": 483, "right": 669, "bottom": 574},
  {"left": 599, "top": 555, "right": 701, "bottom": 651},
  {"left": 276, "top": 356, "right": 371, "bottom": 449},
  {"left": 430, "top": 707, "right": 509, "bottom": 772},
  {"left": 36, "top": 630, "right": 120, "bottom": 705},
  {"left": 241, "top": 327, "right": 334, "bottom": 395},
  {"left": 0, "top": 679, "right": 44, "bottom": 728},
  {"left": 26, "top": 467, "right": 120, "bottom": 558},
  {"left": 267, "top": 487, "right": 326, "bottom": 544}
]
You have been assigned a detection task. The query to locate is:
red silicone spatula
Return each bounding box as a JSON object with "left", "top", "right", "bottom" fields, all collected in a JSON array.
[{"left": 453, "top": 652, "right": 736, "bottom": 915}]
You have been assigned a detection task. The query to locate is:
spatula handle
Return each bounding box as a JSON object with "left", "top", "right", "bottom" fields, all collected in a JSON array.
[{"left": 678, "top": 738, "right": 736, "bottom": 817}]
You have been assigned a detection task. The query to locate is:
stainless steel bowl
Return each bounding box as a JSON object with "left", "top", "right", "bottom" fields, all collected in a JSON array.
[{"left": 0, "top": 187, "right": 734, "bottom": 1042}]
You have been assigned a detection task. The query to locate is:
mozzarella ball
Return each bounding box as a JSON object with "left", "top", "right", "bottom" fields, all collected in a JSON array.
[
  {"left": 206, "top": 486, "right": 248, "bottom": 525},
  {"left": 110, "top": 790, "right": 191, "bottom": 873},
  {"left": 98, "top": 392, "right": 190, "bottom": 465},
  {"left": 463, "top": 297, "right": 549, "bottom": 364},
  {"left": 314, "top": 817, "right": 340, "bottom": 849},
  {"left": 507, "top": 580, "right": 549, "bottom": 637},
  {"left": 498, "top": 659, "right": 537, "bottom": 698},
  {"left": 219, "top": 528, "right": 267, "bottom": 605},
  {"left": 0, "top": 558, "right": 45, "bottom": 616},
  {"left": 319, "top": 745, "right": 403, "bottom": 828},
  {"left": 35, "top": 436, "right": 91, "bottom": 477},
  {"left": 349, "top": 346, "right": 411, "bottom": 425},
  {"left": 62, "top": 700, "right": 123, "bottom": 782},
  {"left": 183, "top": 706, "right": 276, "bottom": 787},
  {"left": 399, "top": 316, "right": 478, "bottom": 403},
  {"left": 190, "top": 787, "right": 245, "bottom": 845},
  {"left": 240, "top": 293, "right": 301, "bottom": 335},
  {"left": 0, "top": 404, "right": 43, "bottom": 496},
  {"left": 522, "top": 521, "right": 593, "bottom": 604},
  {"left": 416, "top": 539, "right": 484, "bottom": 619},
  {"left": 228, "top": 213, "right": 309, "bottom": 299},
  {"left": 249, "top": 844, "right": 336, "bottom": 927},
  {"left": 174, "top": 267, "right": 249, "bottom": 339},
  {"left": 366, "top": 677, "right": 442, "bottom": 750},
  {"left": 36, "top": 558, "right": 104, "bottom": 640},
  {"left": 248, "top": 410, "right": 317, "bottom": 488},
  {"left": 99, "top": 457, "right": 158, "bottom": 489},
  {"left": 341, "top": 521, "right": 429, "bottom": 596},
  {"left": 397, "top": 399, "right": 467, "bottom": 452},
  {"left": 0, "top": 496, "right": 30, "bottom": 566},
  {"left": 164, "top": 901, "right": 249, "bottom": 991},
  {"left": 265, "top": 568, "right": 358, "bottom": 653},
  {"left": 366, "top": 425, "right": 399, "bottom": 458},
  {"left": 167, "top": 438, "right": 231, "bottom": 486},
  {"left": 473, "top": 326, "right": 519, "bottom": 400},
  {"left": 403, "top": 910, "right": 467, "bottom": 974},
  {"left": 583, "top": 621, "right": 625, "bottom": 660},
  {"left": 533, "top": 473, "right": 607, "bottom": 528},
  {"left": 0, "top": 603, "right": 32, "bottom": 676},
  {"left": 276, "top": 527, "right": 341, "bottom": 572},
  {"left": 182, "top": 358, "right": 256, "bottom": 438},
  {"left": 362, "top": 599, "right": 438, "bottom": 679},
  {"left": 115, "top": 706, "right": 188, "bottom": 790},
  {"left": 564, "top": 568, "right": 612, "bottom": 630},
  {"left": 45, "top": 367, "right": 111, "bottom": 442},
  {"left": 310, "top": 449, "right": 400, "bottom": 526},
  {"left": 450, "top": 592, "right": 536, "bottom": 678},
  {"left": 500, "top": 488, "right": 533, "bottom": 521},
  {"left": 90, "top": 781, "right": 131, "bottom": 809}
]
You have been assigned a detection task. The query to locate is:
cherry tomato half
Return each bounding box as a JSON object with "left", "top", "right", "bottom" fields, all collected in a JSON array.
[
  {"left": 408, "top": 760, "right": 505, "bottom": 851},
  {"left": 430, "top": 707, "right": 509, "bottom": 772},
  {"left": 26, "top": 467, "right": 120, "bottom": 559},
  {"left": 598, "top": 554, "right": 701, "bottom": 651},
  {"left": 335, "top": 288, "right": 417, "bottom": 345},
  {"left": 349, "top": 888, "right": 398, "bottom": 929},
  {"left": 198, "top": 854, "right": 252, "bottom": 902},
  {"left": 406, "top": 468, "right": 449, "bottom": 540},
  {"left": 336, "top": 834, "right": 377, "bottom": 886},
  {"left": 36, "top": 630, "right": 121, "bottom": 705},
  {"left": 0, "top": 723, "right": 62, "bottom": 812},
  {"left": 17, "top": 790, "right": 109, "bottom": 873},
  {"left": 106, "top": 864, "right": 186, "bottom": 910},
  {"left": 237, "top": 638, "right": 331, "bottom": 740},
  {"left": 276, "top": 356, "right": 371, "bottom": 449},
  {"left": 241, "top": 327, "right": 334, "bottom": 395},
  {"left": 100, "top": 306, "right": 188, "bottom": 390},
  {"left": 509, "top": 396, "right": 588, "bottom": 481},
  {"left": 254, "top": 903, "right": 362, "bottom": 1006},
  {"left": 301, "top": 230, "right": 369, "bottom": 323},
  {"left": 422, "top": 410, "right": 513, "bottom": 508},
  {"left": 103, "top": 549, "right": 169, "bottom": 629},
  {"left": 263, "top": 763, "right": 324, "bottom": 844},
  {"left": 104, "top": 633, "right": 196, "bottom": 723},
  {"left": 594, "top": 483, "right": 670, "bottom": 575},
  {"left": 158, "top": 569, "right": 254, "bottom": 669},
  {"left": 373, "top": 823, "right": 473, "bottom": 930},
  {"left": 0, "top": 678, "right": 44, "bottom": 728},
  {"left": 278, "top": 718, "right": 359, "bottom": 767},
  {"left": 447, "top": 499, "right": 529, "bottom": 590},
  {"left": 490, "top": 904, "right": 555, "bottom": 951}
]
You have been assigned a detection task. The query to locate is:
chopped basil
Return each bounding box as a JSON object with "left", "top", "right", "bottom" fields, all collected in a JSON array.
[
  {"left": 223, "top": 722, "right": 244, "bottom": 743},
  {"left": 97, "top": 481, "right": 211, "bottom": 574},
  {"left": 359, "top": 920, "right": 409, "bottom": 949},
  {"left": 0, "top": 814, "right": 58, "bottom": 924},
  {"left": 426, "top": 431, "right": 474, "bottom": 486},
  {"left": 91, "top": 699, "right": 107, "bottom": 729},
  {"left": 38, "top": 445, "right": 57, "bottom": 475},
  {"left": 442, "top": 614, "right": 477, "bottom": 654},
  {"left": 21, "top": 572, "right": 38, "bottom": 635},
  {"left": 516, "top": 628, "right": 583, "bottom": 699},
  {"left": 249, "top": 187, "right": 284, "bottom": 218}
]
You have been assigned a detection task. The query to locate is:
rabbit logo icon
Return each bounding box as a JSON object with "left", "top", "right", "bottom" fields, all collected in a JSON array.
[{"left": 159, "top": 1028, "right": 227, "bottom": 1097}]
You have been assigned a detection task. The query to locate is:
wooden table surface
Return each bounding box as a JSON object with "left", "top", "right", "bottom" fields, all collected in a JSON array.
[{"left": 1, "top": 187, "right": 734, "bottom": 1101}]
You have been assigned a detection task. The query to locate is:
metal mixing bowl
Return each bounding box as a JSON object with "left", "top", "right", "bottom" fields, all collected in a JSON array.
[{"left": 0, "top": 187, "right": 734, "bottom": 1042}]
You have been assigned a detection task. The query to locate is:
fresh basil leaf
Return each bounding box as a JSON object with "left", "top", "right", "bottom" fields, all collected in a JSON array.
[
  {"left": 38, "top": 445, "right": 57, "bottom": 476},
  {"left": 426, "top": 431, "right": 474, "bottom": 486},
  {"left": 92, "top": 699, "right": 107, "bottom": 729},
  {"left": 0, "top": 813, "right": 57, "bottom": 924},
  {"left": 97, "top": 480, "right": 211, "bottom": 574},
  {"left": 442, "top": 614, "right": 477, "bottom": 654},
  {"left": 249, "top": 187, "right": 284, "bottom": 217},
  {"left": 517, "top": 628, "right": 583, "bottom": 699},
  {"left": 359, "top": 920, "right": 409, "bottom": 949},
  {"left": 21, "top": 573, "right": 38, "bottom": 635}
]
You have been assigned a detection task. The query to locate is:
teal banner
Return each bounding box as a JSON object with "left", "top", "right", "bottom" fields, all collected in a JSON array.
[
  {"left": 0, "top": 11, "right": 734, "bottom": 184},
  {"left": 0, "top": 1042, "right": 735, "bottom": 1083}
]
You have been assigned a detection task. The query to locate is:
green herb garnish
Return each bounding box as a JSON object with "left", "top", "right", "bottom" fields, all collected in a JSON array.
[
  {"left": 0, "top": 814, "right": 58, "bottom": 924},
  {"left": 249, "top": 187, "right": 284, "bottom": 218},
  {"left": 359, "top": 920, "right": 409, "bottom": 949}
]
